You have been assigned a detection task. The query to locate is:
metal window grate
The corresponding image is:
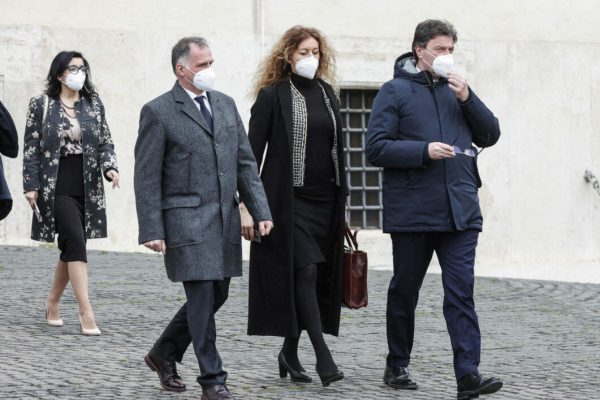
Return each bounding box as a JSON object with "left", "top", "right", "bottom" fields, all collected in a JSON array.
[{"left": 340, "top": 88, "right": 383, "bottom": 229}]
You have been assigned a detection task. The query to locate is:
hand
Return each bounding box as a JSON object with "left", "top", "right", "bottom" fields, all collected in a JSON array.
[
  {"left": 258, "top": 220, "right": 274, "bottom": 236},
  {"left": 239, "top": 203, "right": 255, "bottom": 241},
  {"left": 428, "top": 142, "right": 456, "bottom": 160},
  {"left": 143, "top": 239, "right": 166, "bottom": 255},
  {"left": 447, "top": 72, "right": 469, "bottom": 102},
  {"left": 107, "top": 170, "right": 120, "bottom": 189},
  {"left": 25, "top": 191, "right": 38, "bottom": 208}
]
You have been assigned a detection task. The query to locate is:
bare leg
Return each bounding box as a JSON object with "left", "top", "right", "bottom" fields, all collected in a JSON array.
[
  {"left": 46, "top": 260, "right": 69, "bottom": 320},
  {"left": 68, "top": 261, "right": 98, "bottom": 330}
]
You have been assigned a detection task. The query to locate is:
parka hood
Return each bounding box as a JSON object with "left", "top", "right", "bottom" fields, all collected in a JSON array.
[{"left": 393, "top": 52, "right": 436, "bottom": 87}]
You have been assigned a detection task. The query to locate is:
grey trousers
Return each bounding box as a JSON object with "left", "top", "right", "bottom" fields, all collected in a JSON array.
[{"left": 152, "top": 278, "right": 231, "bottom": 388}]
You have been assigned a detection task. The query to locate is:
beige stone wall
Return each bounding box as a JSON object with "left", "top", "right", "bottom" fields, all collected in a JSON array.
[{"left": 1, "top": 0, "right": 598, "bottom": 274}]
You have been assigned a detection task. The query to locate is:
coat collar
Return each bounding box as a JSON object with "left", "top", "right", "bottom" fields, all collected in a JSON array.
[{"left": 172, "top": 81, "right": 213, "bottom": 135}]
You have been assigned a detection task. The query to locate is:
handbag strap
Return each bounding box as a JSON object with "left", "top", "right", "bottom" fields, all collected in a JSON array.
[
  {"left": 42, "top": 94, "right": 49, "bottom": 127},
  {"left": 344, "top": 221, "right": 360, "bottom": 251}
]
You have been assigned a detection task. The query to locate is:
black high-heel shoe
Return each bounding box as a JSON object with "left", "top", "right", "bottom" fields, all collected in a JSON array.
[
  {"left": 316, "top": 365, "right": 344, "bottom": 387},
  {"left": 278, "top": 351, "right": 312, "bottom": 383}
]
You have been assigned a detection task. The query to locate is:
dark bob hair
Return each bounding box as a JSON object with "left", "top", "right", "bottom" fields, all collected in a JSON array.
[{"left": 45, "top": 51, "right": 97, "bottom": 99}]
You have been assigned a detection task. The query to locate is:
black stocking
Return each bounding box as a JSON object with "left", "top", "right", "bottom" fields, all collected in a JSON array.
[
  {"left": 293, "top": 263, "right": 336, "bottom": 373},
  {"left": 281, "top": 335, "right": 303, "bottom": 371}
]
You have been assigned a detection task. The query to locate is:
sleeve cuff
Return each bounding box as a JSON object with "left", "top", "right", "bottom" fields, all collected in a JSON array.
[{"left": 422, "top": 143, "right": 431, "bottom": 165}]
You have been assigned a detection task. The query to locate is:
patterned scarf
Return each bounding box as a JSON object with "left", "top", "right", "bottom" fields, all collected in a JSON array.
[{"left": 290, "top": 80, "right": 340, "bottom": 187}]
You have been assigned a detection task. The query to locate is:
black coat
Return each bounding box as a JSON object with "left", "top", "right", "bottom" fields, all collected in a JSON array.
[
  {"left": 0, "top": 100, "right": 18, "bottom": 220},
  {"left": 366, "top": 53, "right": 501, "bottom": 232},
  {"left": 246, "top": 78, "right": 347, "bottom": 337}
]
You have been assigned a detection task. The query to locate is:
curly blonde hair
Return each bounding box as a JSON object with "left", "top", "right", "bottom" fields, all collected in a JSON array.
[{"left": 251, "top": 25, "right": 338, "bottom": 98}]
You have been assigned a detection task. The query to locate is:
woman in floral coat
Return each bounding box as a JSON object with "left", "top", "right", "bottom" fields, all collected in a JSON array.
[{"left": 23, "top": 51, "right": 119, "bottom": 335}]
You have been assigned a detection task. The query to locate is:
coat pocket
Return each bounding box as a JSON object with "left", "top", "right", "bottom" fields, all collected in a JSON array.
[{"left": 162, "top": 195, "right": 204, "bottom": 247}]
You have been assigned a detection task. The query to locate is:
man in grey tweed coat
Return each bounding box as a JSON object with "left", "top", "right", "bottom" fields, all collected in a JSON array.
[{"left": 134, "top": 37, "right": 273, "bottom": 400}]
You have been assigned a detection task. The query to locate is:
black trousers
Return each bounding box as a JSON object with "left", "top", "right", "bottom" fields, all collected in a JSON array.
[
  {"left": 386, "top": 230, "right": 481, "bottom": 381},
  {"left": 152, "top": 278, "right": 230, "bottom": 388}
]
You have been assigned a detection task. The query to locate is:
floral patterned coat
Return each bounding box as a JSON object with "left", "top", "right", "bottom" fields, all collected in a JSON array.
[{"left": 23, "top": 94, "right": 118, "bottom": 242}]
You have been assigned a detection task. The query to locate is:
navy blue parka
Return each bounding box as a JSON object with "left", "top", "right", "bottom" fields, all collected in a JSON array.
[
  {"left": 0, "top": 100, "right": 18, "bottom": 220},
  {"left": 366, "top": 53, "right": 500, "bottom": 232}
]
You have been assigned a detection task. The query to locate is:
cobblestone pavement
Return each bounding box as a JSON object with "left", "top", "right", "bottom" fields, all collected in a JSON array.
[{"left": 1, "top": 245, "right": 599, "bottom": 399}]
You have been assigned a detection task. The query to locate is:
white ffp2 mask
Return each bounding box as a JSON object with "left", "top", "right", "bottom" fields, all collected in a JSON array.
[
  {"left": 424, "top": 50, "right": 454, "bottom": 78},
  {"left": 63, "top": 72, "right": 86, "bottom": 91},
  {"left": 185, "top": 66, "right": 217, "bottom": 92},
  {"left": 294, "top": 56, "right": 319, "bottom": 79}
]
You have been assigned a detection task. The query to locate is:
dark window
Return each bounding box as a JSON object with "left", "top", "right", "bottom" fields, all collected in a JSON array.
[{"left": 340, "top": 88, "right": 383, "bottom": 229}]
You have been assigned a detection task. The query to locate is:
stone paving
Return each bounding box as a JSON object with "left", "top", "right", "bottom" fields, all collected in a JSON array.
[{"left": 1, "top": 244, "right": 599, "bottom": 399}]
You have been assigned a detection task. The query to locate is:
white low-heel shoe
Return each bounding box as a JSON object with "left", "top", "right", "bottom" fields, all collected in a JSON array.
[
  {"left": 79, "top": 314, "right": 101, "bottom": 336},
  {"left": 44, "top": 302, "right": 64, "bottom": 327}
]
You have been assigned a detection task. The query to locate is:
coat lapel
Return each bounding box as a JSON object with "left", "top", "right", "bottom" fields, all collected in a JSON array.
[
  {"left": 276, "top": 80, "right": 294, "bottom": 147},
  {"left": 206, "top": 91, "right": 221, "bottom": 137},
  {"left": 172, "top": 82, "right": 212, "bottom": 136}
]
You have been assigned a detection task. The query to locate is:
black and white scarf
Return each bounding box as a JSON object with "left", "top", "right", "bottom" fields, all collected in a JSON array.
[{"left": 289, "top": 80, "right": 340, "bottom": 188}]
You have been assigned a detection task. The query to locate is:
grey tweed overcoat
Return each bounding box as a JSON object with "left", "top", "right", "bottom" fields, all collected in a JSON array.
[{"left": 134, "top": 82, "right": 271, "bottom": 282}]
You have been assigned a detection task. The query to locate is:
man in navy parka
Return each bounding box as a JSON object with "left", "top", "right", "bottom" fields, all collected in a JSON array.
[{"left": 366, "top": 19, "right": 502, "bottom": 400}]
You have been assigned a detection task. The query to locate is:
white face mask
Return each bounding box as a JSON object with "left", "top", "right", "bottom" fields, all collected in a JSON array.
[
  {"left": 185, "top": 66, "right": 216, "bottom": 92},
  {"left": 294, "top": 56, "right": 319, "bottom": 79},
  {"left": 423, "top": 50, "right": 454, "bottom": 78},
  {"left": 63, "top": 71, "right": 86, "bottom": 91}
]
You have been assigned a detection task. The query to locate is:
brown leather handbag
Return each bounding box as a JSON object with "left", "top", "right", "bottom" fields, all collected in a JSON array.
[{"left": 342, "top": 223, "right": 368, "bottom": 309}]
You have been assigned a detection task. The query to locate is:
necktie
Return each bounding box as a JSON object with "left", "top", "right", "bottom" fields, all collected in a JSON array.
[{"left": 194, "top": 95, "right": 213, "bottom": 131}]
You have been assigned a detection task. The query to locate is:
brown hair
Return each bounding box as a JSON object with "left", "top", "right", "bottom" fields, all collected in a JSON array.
[{"left": 251, "top": 25, "right": 337, "bottom": 98}]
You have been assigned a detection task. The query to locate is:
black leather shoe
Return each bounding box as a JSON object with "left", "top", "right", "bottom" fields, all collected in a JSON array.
[
  {"left": 278, "top": 351, "right": 312, "bottom": 383},
  {"left": 201, "top": 384, "right": 234, "bottom": 400},
  {"left": 144, "top": 353, "right": 186, "bottom": 392},
  {"left": 315, "top": 365, "right": 344, "bottom": 387},
  {"left": 457, "top": 373, "right": 503, "bottom": 400},
  {"left": 383, "top": 365, "right": 418, "bottom": 390}
]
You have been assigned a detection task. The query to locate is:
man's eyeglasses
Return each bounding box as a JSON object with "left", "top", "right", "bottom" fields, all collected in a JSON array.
[
  {"left": 66, "top": 65, "right": 88, "bottom": 74},
  {"left": 453, "top": 146, "right": 478, "bottom": 157}
]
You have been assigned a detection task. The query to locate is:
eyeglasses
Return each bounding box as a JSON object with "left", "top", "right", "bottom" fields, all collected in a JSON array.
[
  {"left": 66, "top": 65, "right": 88, "bottom": 74},
  {"left": 453, "top": 146, "right": 477, "bottom": 157}
]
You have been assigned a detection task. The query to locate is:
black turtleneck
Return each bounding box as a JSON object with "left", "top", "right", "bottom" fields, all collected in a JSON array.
[{"left": 290, "top": 73, "right": 336, "bottom": 200}]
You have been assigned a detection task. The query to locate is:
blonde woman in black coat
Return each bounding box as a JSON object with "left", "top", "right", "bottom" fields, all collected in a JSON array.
[{"left": 242, "top": 26, "right": 347, "bottom": 387}]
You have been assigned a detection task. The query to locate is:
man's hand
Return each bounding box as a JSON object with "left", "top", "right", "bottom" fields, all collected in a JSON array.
[
  {"left": 25, "top": 190, "right": 38, "bottom": 208},
  {"left": 143, "top": 239, "right": 166, "bottom": 255},
  {"left": 258, "top": 220, "right": 274, "bottom": 237},
  {"left": 106, "top": 170, "right": 120, "bottom": 189},
  {"left": 447, "top": 72, "right": 469, "bottom": 102},
  {"left": 428, "top": 142, "right": 456, "bottom": 160},
  {"left": 239, "top": 203, "right": 255, "bottom": 241}
]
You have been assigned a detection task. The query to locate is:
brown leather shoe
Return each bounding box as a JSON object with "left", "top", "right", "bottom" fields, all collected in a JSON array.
[
  {"left": 144, "top": 353, "right": 186, "bottom": 392},
  {"left": 201, "top": 384, "right": 234, "bottom": 400}
]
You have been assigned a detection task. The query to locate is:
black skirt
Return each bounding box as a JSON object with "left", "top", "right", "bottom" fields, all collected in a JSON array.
[
  {"left": 293, "top": 195, "right": 337, "bottom": 269},
  {"left": 54, "top": 194, "right": 87, "bottom": 262}
]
